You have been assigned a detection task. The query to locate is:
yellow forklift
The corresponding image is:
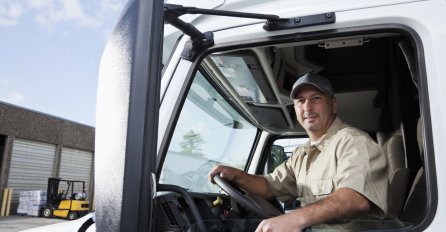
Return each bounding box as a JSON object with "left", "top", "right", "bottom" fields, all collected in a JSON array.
[{"left": 42, "top": 178, "right": 90, "bottom": 220}]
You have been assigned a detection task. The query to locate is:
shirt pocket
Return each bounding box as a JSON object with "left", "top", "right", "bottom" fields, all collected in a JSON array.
[{"left": 310, "top": 179, "right": 334, "bottom": 196}]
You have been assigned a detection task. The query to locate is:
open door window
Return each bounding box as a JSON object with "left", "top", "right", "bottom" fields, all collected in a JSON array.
[{"left": 155, "top": 30, "right": 430, "bottom": 232}]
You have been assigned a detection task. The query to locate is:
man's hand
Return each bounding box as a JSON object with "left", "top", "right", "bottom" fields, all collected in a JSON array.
[
  {"left": 208, "top": 165, "right": 275, "bottom": 199},
  {"left": 256, "top": 213, "right": 304, "bottom": 232},
  {"left": 208, "top": 165, "right": 242, "bottom": 184}
]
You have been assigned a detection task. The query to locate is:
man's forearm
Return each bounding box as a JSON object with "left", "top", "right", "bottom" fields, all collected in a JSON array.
[
  {"left": 256, "top": 188, "right": 370, "bottom": 232},
  {"left": 290, "top": 188, "right": 370, "bottom": 229},
  {"left": 234, "top": 172, "right": 275, "bottom": 199}
]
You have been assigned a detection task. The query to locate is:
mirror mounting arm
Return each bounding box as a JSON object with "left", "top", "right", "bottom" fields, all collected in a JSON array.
[
  {"left": 164, "top": 4, "right": 280, "bottom": 61},
  {"left": 164, "top": 4, "right": 335, "bottom": 61}
]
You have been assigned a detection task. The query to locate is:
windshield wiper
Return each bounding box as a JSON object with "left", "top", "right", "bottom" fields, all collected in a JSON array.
[{"left": 164, "top": 4, "right": 335, "bottom": 61}]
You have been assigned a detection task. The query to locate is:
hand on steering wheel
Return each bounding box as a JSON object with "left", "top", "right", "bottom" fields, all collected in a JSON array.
[{"left": 212, "top": 174, "right": 283, "bottom": 219}]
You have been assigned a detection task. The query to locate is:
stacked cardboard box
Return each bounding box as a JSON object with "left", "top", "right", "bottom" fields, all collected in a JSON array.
[{"left": 17, "top": 190, "right": 47, "bottom": 216}]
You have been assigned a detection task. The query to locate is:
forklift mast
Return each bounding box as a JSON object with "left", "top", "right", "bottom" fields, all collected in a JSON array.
[{"left": 47, "top": 178, "right": 62, "bottom": 203}]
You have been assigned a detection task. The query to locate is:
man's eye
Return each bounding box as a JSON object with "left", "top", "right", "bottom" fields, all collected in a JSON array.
[
  {"left": 311, "top": 96, "right": 322, "bottom": 102},
  {"left": 296, "top": 99, "right": 305, "bottom": 104}
]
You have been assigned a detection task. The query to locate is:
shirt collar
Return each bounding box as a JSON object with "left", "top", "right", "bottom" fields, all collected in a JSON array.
[{"left": 303, "top": 116, "right": 343, "bottom": 151}]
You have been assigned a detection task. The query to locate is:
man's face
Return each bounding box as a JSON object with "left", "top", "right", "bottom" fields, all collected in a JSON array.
[{"left": 293, "top": 85, "right": 337, "bottom": 137}]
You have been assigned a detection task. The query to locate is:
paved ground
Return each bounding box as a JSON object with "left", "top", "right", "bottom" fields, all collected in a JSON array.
[{"left": 0, "top": 215, "right": 64, "bottom": 232}]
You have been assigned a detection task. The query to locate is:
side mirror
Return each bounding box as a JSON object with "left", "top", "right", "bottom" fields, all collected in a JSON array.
[{"left": 266, "top": 145, "right": 287, "bottom": 173}]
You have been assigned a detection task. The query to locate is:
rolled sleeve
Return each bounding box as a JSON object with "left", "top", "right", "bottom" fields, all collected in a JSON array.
[{"left": 334, "top": 132, "right": 388, "bottom": 218}]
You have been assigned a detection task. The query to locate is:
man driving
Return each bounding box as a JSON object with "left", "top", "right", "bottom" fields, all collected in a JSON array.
[{"left": 208, "top": 73, "right": 388, "bottom": 232}]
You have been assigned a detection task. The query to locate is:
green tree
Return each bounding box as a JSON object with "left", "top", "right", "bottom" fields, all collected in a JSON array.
[{"left": 180, "top": 130, "right": 205, "bottom": 157}]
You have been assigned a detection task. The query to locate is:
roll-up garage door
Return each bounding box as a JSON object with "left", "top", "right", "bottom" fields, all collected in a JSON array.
[
  {"left": 59, "top": 148, "right": 93, "bottom": 199},
  {"left": 8, "top": 139, "right": 56, "bottom": 211}
]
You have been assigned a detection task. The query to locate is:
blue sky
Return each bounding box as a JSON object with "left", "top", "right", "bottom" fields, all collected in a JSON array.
[{"left": 0, "top": 0, "right": 127, "bottom": 126}]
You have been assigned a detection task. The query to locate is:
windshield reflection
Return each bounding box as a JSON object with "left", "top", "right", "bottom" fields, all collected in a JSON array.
[{"left": 160, "top": 71, "right": 257, "bottom": 193}]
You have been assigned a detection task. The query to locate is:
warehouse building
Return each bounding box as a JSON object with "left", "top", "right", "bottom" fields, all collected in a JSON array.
[{"left": 0, "top": 101, "right": 95, "bottom": 214}]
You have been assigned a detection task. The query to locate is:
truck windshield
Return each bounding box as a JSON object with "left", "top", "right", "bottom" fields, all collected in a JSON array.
[{"left": 160, "top": 71, "right": 257, "bottom": 193}]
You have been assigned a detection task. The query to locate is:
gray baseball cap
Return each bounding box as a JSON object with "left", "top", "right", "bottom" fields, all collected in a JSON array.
[{"left": 290, "top": 73, "right": 334, "bottom": 99}]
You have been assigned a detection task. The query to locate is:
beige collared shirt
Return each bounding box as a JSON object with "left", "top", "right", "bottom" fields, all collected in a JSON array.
[{"left": 265, "top": 117, "right": 388, "bottom": 218}]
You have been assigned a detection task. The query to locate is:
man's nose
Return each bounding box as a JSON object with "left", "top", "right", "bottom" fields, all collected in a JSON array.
[{"left": 303, "top": 99, "right": 314, "bottom": 110}]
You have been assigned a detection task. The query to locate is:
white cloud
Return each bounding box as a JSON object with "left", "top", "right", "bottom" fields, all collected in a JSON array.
[
  {"left": 0, "top": 0, "right": 126, "bottom": 30},
  {"left": 100, "top": 0, "right": 126, "bottom": 13},
  {"left": 0, "top": 79, "right": 11, "bottom": 85},
  {"left": 0, "top": 1, "right": 23, "bottom": 26},
  {"left": 27, "top": 0, "right": 101, "bottom": 30},
  {"left": 0, "top": 91, "right": 25, "bottom": 105}
]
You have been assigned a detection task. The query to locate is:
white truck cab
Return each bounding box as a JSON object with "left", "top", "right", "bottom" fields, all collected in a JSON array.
[{"left": 34, "top": 0, "right": 446, "bottom": 231}]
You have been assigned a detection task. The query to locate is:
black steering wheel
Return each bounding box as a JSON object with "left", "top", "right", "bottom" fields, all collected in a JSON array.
[{"left": 213, "top": 175, "right": 283, "bottom": 219}]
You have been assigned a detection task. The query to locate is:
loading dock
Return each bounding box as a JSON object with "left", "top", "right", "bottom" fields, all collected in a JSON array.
[{"left": 0, "top": 101, "right": 95, "bottom": 215}]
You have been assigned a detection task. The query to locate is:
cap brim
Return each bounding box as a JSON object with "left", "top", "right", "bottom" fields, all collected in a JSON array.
[{"left": 290, "top": 83, "right": 330, "bottom": 99}]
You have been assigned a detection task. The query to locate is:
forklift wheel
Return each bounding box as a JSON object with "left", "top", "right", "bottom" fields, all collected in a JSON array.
[
  {"left": 43, "top": 208, "right": 53, "bottom": 218},
  {"left": 68, "top": 211, "right": 78, "bottom": 220}
]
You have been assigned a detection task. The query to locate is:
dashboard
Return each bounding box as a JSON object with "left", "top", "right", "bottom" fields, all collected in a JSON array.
[{"left": 154, "top": 192, "right": 223, "bottom": 231}]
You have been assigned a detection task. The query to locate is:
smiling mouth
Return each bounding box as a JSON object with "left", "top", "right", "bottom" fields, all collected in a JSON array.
[{"left": 304, "top": 113, "right": 318, "bottom": 119}]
